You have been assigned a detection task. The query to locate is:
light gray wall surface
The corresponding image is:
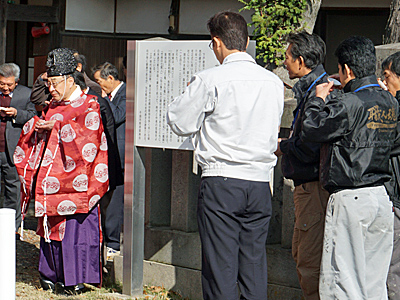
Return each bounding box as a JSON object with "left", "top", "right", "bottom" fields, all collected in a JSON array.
[{"left": 65, "top": 0, "right": 114, "bottom": 32}]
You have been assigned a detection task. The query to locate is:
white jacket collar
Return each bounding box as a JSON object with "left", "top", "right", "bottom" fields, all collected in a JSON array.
[{"left": 222, "top": 52, "right": 256, "bottom": 65}]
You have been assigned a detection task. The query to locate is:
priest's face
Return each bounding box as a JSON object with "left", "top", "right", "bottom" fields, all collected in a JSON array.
[
  {"left": 0, "top": 76, "right": 18, "bottom": 95},
  {"left": 47, "top": 75, "right": 75, "bottom": 101}
]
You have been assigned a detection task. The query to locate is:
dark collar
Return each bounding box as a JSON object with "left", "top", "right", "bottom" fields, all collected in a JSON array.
[
  {"left": 292, "top": 65, "right": 327, "bottom": 101},
  {"left": 395, "top": 90, "right": 400, "bottom": 102},
  {"left": 343, "top": 75, "right": 379, "bottom": 93}
]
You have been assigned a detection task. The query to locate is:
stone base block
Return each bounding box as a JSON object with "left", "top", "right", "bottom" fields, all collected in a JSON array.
[
  {"left": 143, "top": 260, "right": 202, "bottom": 300},
  {"left": 281, "top": 178, "right": 295, "bottom": 249},
  {"left": 144, "top": 227, "right": 201, "bottom": 270},
  {"left": 268, "top": 283, "right": 304, "bottom": 300},
  {"left": 112, "top": 255, "right": 124, "bottom": 284},
  {"left": 112, "top": 227, "right": 301, "bottom": 299},
  {"left": 267, "top": 244, "right": 300, "bottom": 289},
  {"left": 112, "top": 257, "right": 303, "bottom": 300}
]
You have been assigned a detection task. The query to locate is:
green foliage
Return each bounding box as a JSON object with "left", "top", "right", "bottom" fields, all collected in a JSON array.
[{"left": 239, "top": 0, "right": 308, "bottom": 67}]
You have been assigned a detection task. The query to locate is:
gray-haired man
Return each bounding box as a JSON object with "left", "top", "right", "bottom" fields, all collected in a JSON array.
[{"left": 0, "top": 63, "right": 35, "bottom": 232}]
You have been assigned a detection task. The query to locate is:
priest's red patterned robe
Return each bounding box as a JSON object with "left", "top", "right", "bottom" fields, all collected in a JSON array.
[{"left": 14, "top": 90, "right": 108, "bottom": 241}]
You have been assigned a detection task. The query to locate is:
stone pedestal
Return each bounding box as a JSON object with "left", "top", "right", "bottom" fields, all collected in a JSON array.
[
  {"left": 170, "top": 150, "right": 200, "bottom": 232},
  {"left": 282, "top": 178, "right": 295, "bottom": 249},
  {"left": 145, "top": 148, "right": 172, "bottom": 227}
]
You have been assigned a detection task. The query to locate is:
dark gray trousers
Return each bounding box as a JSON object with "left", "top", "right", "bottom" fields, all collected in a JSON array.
[
  {"left": 0, "top": 151, "right": 21, "bottom": 231},
  {"left": 99, "top": 189, "right": 114, "bottom": 265},
  {"left": 104, "top": 184, "right": 124, "bottom": 250},
  {"left": 197, "top": 176, "right": 272, "bottom": 300}
]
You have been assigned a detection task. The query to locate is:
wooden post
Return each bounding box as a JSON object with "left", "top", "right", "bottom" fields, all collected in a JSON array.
[
  {"left": 0, "top": 0, "right": 7, "bottom": 65},
  {"left": 51, "top": 0, "right": 63, "bottom": 49}
]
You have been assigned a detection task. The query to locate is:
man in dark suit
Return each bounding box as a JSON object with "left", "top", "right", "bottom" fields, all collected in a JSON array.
[
  {"left": 0, "top": 63, "right": 36, "bottom": 231},
  {"left": 93, "top": 62, "right": 126, "bottom": 257},
  {"left": 74, "top": 68, "right": 123, "bottom": 266},
  {"left": 73, "top": 55, "right": 124, "bottom": 194}
]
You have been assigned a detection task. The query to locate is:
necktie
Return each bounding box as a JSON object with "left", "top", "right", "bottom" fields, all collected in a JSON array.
[{"left": 0, "top": 94, "right": 10, "bottom": 120}]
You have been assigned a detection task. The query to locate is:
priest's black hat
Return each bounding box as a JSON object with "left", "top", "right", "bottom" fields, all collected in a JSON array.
[{"left": 46, "top": 48, "right": 77, "bottom": 77}]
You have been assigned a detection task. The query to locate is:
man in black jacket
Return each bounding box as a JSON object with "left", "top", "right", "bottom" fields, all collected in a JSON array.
[
  {"left": 301, "top": 36, "right": 397, "bottom": 300},
  {"left": 276, "top": 32, "right": 329, "bottom": 300},
  {"left": 381, "top": 52, "right": 400, "bottom": 300}
]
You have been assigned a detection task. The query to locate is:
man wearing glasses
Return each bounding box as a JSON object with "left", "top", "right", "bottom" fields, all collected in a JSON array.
[
  {"left": 0, "top": 63, "right": 35, "bottom": 234},
  {"left": 15, "top": 48, "right": 109, "bottom": 293},
  {"left": 167, "top": 11, "right": 284, "bottom": 299}
]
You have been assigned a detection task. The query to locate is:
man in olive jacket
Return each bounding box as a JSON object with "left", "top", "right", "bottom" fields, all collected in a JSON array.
[{"left": 275, "top": 32, "right": 329, "bottom": 300}]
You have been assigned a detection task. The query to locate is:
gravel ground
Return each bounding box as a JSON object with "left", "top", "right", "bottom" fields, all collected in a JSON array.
[
  {"left": 16, "top": 216, "right": 187, "bottom": 300},
  {"left": 16, "top": 216, "right": 123, "bottom": 300}
]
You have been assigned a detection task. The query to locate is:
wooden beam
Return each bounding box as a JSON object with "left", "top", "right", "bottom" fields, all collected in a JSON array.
[
  {"left": 51, "top": 0, "right": 65, "bottom": 48},
  {"left": 0, "top": 0, "right": 7, "bottom": 65},
  {"left": 7, "top": 4, "right": 58, "bottom": 23}
]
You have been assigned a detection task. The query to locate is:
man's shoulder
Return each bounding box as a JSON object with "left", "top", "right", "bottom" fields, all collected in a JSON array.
[
  {"left": 117, "top": 82, "right": 126, "bottom": 93},
  {"left": 84, "top": 73, "right": 102, "bottom": 95},
  {"left": 327, "top": 89, "right": 355, "bottom": 107},
  {"left": 14, "top": 84, "right": 31, "bottom": 99},
  {"left": 197, "top": 61, "right": 282, "bottom": 87},
  {"left": 15, "top": 84, "right": 31, "bottom": 93},
  {"left": 114, "top": 82, "right": 126, "bottom": 98},
  {"left": 331, "top": 88, "right": 392, "bottom": 113},
  {"left": 92, "top": 92, "right": 112, "bottom": 111}
]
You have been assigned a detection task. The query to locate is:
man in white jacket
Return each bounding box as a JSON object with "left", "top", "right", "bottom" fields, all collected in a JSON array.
[{"left": 167, "top": 11, "right": 284, "bottom": 300}]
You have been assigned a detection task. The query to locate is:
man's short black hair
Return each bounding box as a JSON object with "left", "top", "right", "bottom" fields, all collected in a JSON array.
[
  {"left": 92, "top": 62, "right": 119, "bottom": 80},
  {"left": 287, "top": 31, "right": 326, "bottom": 70},
  {"left": 72, "top": 70, "right": 87, "bottom": 90},
  {"left": 71, "top": 50, "right": 87, "bottom": 73},
  {"left": 334, "top": 36, "right": 376, "bottom": 78},
  {"left": 382, "top": 51, "right": 400, "bottom": 77},
  {"left": 207, "top": 11, "right": 248, "bottom": 51}
]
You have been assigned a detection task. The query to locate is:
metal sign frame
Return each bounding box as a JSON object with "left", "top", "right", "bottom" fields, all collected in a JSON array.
[{"left": 123, "top": 40, "right": 145, "bottom": 297}]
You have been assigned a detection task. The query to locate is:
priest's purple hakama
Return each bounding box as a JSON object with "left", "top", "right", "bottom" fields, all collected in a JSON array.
[{"left": 38, "top": 207, "right": 102, "bottom": 286}]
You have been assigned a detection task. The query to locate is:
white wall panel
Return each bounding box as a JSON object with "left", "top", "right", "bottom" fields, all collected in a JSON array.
[
  {"left": 116, "top": 0, "right": 170, "bottom": 34},
  {"left": 179, "top": 0, "right": 253, "bottom": 35},
  {"left": 65, "top": 0, "right": 114, "bottom": 32}
]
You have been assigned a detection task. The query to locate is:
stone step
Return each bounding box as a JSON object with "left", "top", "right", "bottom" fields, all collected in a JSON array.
[
  {"left": 111, "top": 256, "right": 303, "bottom": 300},
  {"left": 110, "top": 228, "right": 302, "bottom": 299}
]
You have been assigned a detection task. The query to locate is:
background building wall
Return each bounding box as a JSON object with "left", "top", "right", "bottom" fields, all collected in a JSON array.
[{"left": 316, "top": 0, "right": 391, "bottom": 74}]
